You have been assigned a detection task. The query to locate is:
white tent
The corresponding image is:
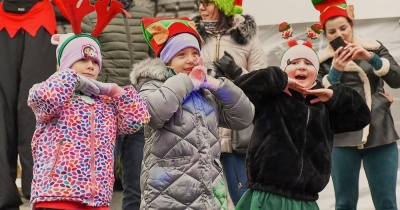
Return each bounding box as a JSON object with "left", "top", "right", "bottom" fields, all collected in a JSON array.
[{"left": 242, "top": 0, "right": 400, "bottom": 66}]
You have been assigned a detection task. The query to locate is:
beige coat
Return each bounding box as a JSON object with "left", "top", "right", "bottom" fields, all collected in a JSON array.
[{"left": 194, "top": 14, "right": 268, "bottom": 152}]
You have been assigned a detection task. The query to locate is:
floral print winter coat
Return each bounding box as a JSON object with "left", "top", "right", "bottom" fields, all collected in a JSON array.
[{"left": 28, "top": 69, "right": 149, "bottom": 208}]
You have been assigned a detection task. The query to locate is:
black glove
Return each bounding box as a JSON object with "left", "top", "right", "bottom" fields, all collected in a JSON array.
[
  {"left": 213, "top": 51, "right": 243, "bottom": 80},
  {"left": 214, "top": 67, "right": 226, "bottom": 79}
]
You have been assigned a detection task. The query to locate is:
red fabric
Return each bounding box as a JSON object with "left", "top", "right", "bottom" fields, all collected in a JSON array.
[
  {"left": 312, "top": 0, "right": 348, "bottom": 26},
  {"left": 0, "top": 0, "right": 63, "bottom": 38},
  {"left": 36, "top": 201, "right": 110, "bottom": 210},
  {"left": 319, "top": 5, "right": 348, "bottom": 26}
]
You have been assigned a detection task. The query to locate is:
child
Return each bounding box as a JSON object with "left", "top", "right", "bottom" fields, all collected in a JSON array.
[
  {"left": 129, "top": 17, "right": 254, "bottom": 210},
  {"left": 232, "top": 37, "right": 371, "bottom": 209},
  {"left": 27, "top": 0, "right": 149, "bottom": 209}
]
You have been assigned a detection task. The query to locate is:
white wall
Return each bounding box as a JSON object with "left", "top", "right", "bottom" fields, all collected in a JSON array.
[
  {"left": 257, "top": 17, "right": 400, "bottom": 67},
  {"left": 243, "top": 0, "right": 400, "bottom": 25}
]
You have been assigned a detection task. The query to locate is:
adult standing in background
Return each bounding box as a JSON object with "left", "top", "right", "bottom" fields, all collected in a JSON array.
[
  {"left": 312, "top": 0, "right": 400, "bottom": 209},
  {"left": 82, "top": 0, "right": 153, "bottom": 209},
  {"left": 0, "top": 0, "right": 68, "bottom": 209},
  {"left": 192, "top": 0, "right": 267, "bottom": 207}
]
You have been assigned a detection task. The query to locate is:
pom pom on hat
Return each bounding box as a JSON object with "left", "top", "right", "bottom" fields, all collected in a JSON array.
[
  {"left": 280, "top": 40, "right": 319, "bottom": 73},
  {"left": 277, "top": 22, "right": 320, "bottom": 74},
  {"left": 311, "top": 0, "right": 349, "bottom": 26},
  {"left": 213, "top": 0, "right": 243, "bottom": 17}
]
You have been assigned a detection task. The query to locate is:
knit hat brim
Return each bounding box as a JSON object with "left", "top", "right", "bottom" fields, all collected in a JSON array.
[
  {"left": 160, "top": 33, "right": 201, "bottom": 64},
  {"left": 54, "top": 33, "right": 102, "bottom": 70},
  {"left": 280, "top": 44, "right": 319, "bottom": 73}
]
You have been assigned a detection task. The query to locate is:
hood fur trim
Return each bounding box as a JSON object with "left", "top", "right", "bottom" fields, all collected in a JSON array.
[
  {"left": 318, "top": 35, "right": 381, "bottom": 63},
  {"left": 130, "top": 58, "right": 169, "bottom": 86},
  {"left": 192, "top": 14, "right": 257, "bottom": 45}
]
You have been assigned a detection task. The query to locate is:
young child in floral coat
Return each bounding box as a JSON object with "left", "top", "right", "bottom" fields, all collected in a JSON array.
[{"left": 27, "top": 2, "right": 149, "bottom": 209}]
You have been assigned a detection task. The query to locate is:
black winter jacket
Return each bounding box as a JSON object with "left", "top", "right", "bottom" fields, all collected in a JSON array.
[{"left": 234, "top": 66, "right": 371, "bottom": 201}]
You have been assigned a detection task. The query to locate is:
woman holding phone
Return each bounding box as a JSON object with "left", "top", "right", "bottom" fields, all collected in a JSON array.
[{"left": 312, "top": 0, "right": 400, "bottom": 209}]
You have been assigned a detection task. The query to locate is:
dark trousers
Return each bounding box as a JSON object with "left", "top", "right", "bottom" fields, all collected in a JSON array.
[
  {"left": 221, "top": 152, "right": 247, "bottom": 205},
  {"left": 332, "top": 142, "right": 398, "bottom": 210},
  {"left": 0, "top": 27, "right": 56, "bottom": 209},
  {"left": 114, "top": 130, "right": 145, "bottom": 210}
]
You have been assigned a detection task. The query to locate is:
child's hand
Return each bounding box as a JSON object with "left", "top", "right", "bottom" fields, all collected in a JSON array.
[
  {"left": 76, "top": 75, "right": 101, "bottom": 96},
  {"left": 189, "top": 57, "right": 206, "bottom": 90},
  {"left": 202, "top": 76, "right": 221, "bottom": 91},
  {"left": 303, "top": 88, "right": 333, "bottom": 104},
  {"left": 284, "top": 77, "right": 304, "bottom": 96},
  {"left": 91, "top": 80, "right": 126, "bottom": 97}
]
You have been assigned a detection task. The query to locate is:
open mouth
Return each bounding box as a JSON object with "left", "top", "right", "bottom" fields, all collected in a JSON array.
[
  {"left": 295, "top": 74, "right": 307, "bottom": 80},
  {"left": 183, "top": 68, "right": 193, "bottom": 72}
]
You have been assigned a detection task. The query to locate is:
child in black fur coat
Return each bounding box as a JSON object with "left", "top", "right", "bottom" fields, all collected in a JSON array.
[{"left": 231, "top": 39, "right": 371, "bottom": 210}]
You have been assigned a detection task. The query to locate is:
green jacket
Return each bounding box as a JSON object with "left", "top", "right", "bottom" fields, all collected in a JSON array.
[{"left": 82, "top": 1, "right": 154, "bottom": 86}]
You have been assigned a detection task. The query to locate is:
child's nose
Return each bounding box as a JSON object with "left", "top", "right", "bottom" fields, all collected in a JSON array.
[{"left": 87, "top": 60, "right": 95, "bottom": 69}]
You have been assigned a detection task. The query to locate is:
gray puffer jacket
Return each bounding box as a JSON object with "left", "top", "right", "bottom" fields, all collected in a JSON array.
[
  {"left": 130, "top": 58, "right": 254, "bottom": 210},
  {"left": 82, "top": 1, "right": 153, "bottom": 86}
]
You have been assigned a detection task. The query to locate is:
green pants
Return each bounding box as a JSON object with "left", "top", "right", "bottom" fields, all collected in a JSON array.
[{"left": 236, "top": 189, "right": 320, "bottom": 210}]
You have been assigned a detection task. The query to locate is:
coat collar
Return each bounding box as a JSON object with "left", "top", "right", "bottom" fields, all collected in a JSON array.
[
  {"left": 193, "top": 14, "right": 258, "bottom": 45},
  {"left": 130, "top": 58, "right": 170, "bottom": 89}
]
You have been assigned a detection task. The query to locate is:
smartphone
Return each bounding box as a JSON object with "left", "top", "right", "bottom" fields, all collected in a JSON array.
[{"left": 329, "top": 36, "right": 346, "bottom": 52}]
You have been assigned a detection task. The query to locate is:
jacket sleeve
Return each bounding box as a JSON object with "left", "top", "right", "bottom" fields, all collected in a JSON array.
[
  {"left": 138, "top": 73, "right": 193, "bottom": 129},
  {"left": 213, "top": 78, "right": 254, "bottom": 130},
  {"left": 325, "top": 84, "right": 371, "bottom": 133},
  {"left": 373, "top": 43, "right": 400, "bottom": 88},
  {"left": 113, "top": 85, "right": 150, "bottom": 135},
  {"left": 234, "top": 66, "right": 287, "bottom": 106},
  {"left": 27, "top": 69, "right": 79, "bottom": 124}
]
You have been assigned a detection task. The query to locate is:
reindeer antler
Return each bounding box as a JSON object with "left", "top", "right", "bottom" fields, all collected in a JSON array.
[
  {"left": 91, "top": 0, "right": 124, "bottom": 37},
  {"left": 61, "top": 0, "right": 95, "bottom": 34}
]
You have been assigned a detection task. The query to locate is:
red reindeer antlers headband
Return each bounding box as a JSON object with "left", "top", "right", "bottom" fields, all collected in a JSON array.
[{"left": 61, "top": 0, "right": 123, "bottom": 37}]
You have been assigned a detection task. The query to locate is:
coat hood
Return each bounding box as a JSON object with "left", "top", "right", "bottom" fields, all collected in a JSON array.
[
  {"left": 192, "top": 14, "right": 257, "bottom": 45},
  {"left": 130, "top": 57, "right": 170, "bottom": 89}
]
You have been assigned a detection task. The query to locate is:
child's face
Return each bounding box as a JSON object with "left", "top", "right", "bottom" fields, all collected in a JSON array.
[
  {"left": 285, "top": 58, "right": 316, "bottom": 88},
  {"left": 70, "top": 58, "right": 100, "bottom": 80},
  {"left": 167, "top": 47, "right": 200, "bottom": 75}
]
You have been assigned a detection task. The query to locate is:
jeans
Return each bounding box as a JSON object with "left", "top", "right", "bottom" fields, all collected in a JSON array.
[
  {"left": 220, "top": 152, "right": 247, "bottom": 205},
  {"left": 331, "top": 142, "right": 398, "bottom": 210},
  {"left": 114, "top": 129, "right": 145, "bottom": 210}
]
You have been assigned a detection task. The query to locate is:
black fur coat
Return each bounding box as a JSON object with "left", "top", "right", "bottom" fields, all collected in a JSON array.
[{"left": 234, "top": 66, "right": 371, "bottom": 201}]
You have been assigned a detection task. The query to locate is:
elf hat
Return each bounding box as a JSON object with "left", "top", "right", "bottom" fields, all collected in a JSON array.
[
  {"left": 52, "top": 0, "right": 123, "bottom": 71},
  {"left": 213, "top": 0, "right": 243, "bottom": 17},
  {"left": 311, "top": 0, "right": 349, "bottom": 26},
  {"left": 141, "top": 17, "right": 203, "bottom": 62}
]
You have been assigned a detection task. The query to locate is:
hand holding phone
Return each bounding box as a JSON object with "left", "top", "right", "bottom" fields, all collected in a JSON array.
[{"left": 329, "top": 36, "right": 346, "bottom": 52}]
